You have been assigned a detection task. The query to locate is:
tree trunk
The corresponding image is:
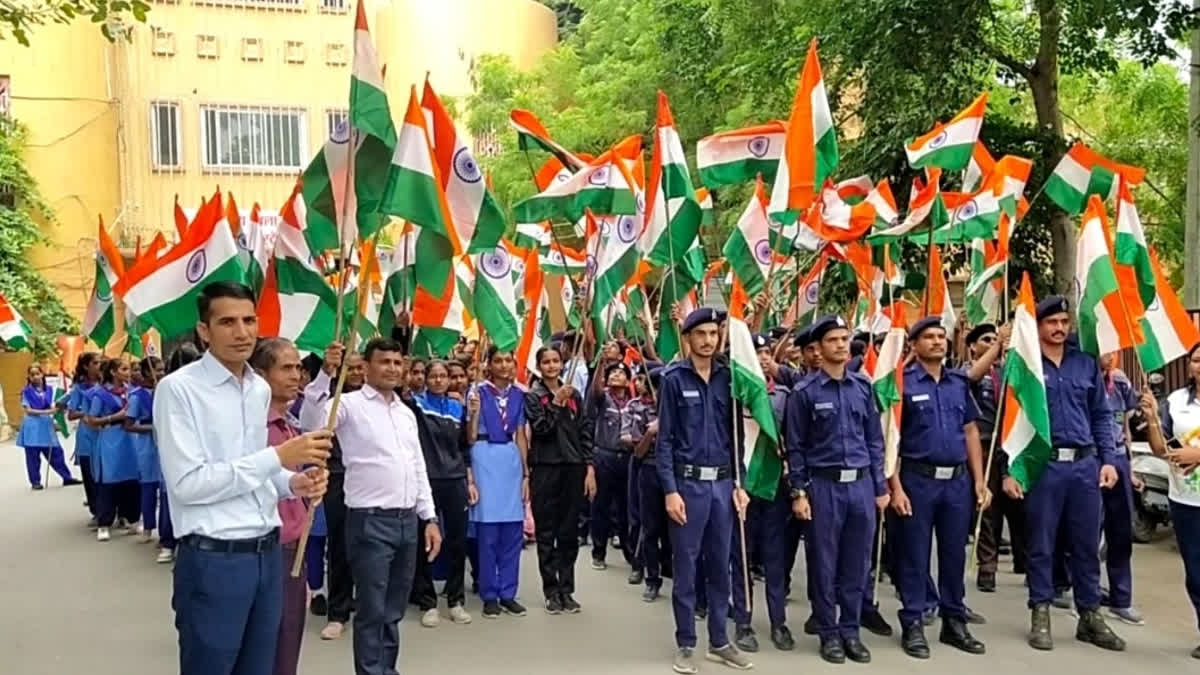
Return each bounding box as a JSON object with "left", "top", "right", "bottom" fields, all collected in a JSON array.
[{"left": 1185, "top": 0, "right": 1200, "bottom": 306}]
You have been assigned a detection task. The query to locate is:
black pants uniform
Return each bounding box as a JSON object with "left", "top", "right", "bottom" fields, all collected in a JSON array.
[
  {"left": 412, "top": 478, "right": 470, "bottom": 610},
  {"left": 977, "top": 449, "right": 1028, "bottom": 574},
  {"left": 531, "top": 463, "right": 588, "bottom": 598},
  {"left": 324, "top": 471, "right": 356, "bottom": 623}
]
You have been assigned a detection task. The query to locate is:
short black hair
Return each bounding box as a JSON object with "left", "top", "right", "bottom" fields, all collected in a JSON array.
[
  {"left": 364, "top": 337, "right": 404, "bottom": 363},
  {"left": 487, "top": 345, "right": 513, "bottom": 363},
  {"left": 198, "top": 281, "right": 256, "bottom": 322},
  {"left": 250, "top": 338, "right": 296, "bottom": 372},
  {"left": 166, "top": 343, "right": 202, "bottom": 373}
]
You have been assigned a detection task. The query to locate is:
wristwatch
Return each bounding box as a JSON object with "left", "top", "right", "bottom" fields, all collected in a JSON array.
[
  {"left": 790, "top": 488, "right": 808, "bottom": 500},
  {"left": 425, "top": 517, "right": 439, "bottom": 526}
]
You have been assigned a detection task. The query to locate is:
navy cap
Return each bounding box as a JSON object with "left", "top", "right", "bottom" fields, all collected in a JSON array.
[
  {"left": 752, "top": 333, "right": 770, "bottom": 350},
  {"left": 682, "top": 307, "right": 725, "bottom": 334},
  {"left": 604, "top": 361, "right": 632, "bottom": 380},
  {"left": 810, "top": 315, "right": 849, "bottom": 343},
  {"left": 965, "top": 323, "right": 997, "bottom": 346},
  {"left": 793, "top": 326, "right": 813, "bottom": 347},
  {"left": 1036, "top": 296, "right": 1070, "bottom": 321},
  {"left": 908, "top": 316, "right": 944, "bottom": 341}
]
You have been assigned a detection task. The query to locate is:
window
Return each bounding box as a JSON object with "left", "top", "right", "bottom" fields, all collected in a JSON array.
[
  {"left": 200, "top": 105, "right": 307, "bottom": 172},
  {"left": 325, "top": 109, "right": 348, "bottom": 139},
  {"left": 150, "top": 101, "right": 182, "bottom": 169}
]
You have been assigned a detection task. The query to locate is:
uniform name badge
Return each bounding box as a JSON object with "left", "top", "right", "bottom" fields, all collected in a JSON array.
[
  {"left": 815, "top": 402, "right": 834, "bottom": 411},
  {"left": 682, "top": 390, "right": 700, "bottom": 399},
  {"left": 934, "top": 466, "right": 956, "bottom": 480},
  {"left": 912, "top": 394, "right": 930, "bottom": 402},
  {"left": 1056, "top": 448, "right": 1075, "bottom": 462},
  {"left": 838, "top": 469, "right": 858, "bottom": 482}
]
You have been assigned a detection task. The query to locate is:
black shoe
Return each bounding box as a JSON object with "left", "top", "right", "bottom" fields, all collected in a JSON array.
[
  {"left": 843, "top": 637, "right": 871, "bottom": 663},
  {"left": 591, "top": 557, "right": 607, "bottom": 571},
  {"left": 31, "top": 484, "right": 44, "bottom": 491},
  {"left": 628, "top": 569, "right": 644, "bottom": 585},
  {"left": 63, "top": 478, "right": 82, "bottom": 486},
  {"left": 310, "top": 593, "right": 328, "bottom": 617},
  {"left": 1028, "top": 604, "right": 1053, "bottom": 650},
  {"left": 471, "top": 581, "right": 480, "bottom": 595},
  {"left": 1191, "top": 644, "right": 1200, "bottom": 660},
  {"left": 696, "top": 606, "right": 707, "bottom": 620},
  {"left": 482, "top": 601, "right": 501, "bottom": 619},
  {"left": 902, "top": 623, "right": 930, "bottom": 659},
  {"left": 642, "top": 585, "right": 661, "bottom": 603},
  {"left": 803, "top": 614, "right": 819, "bottom": 635},
  {"left": 965, "top": 606, "right": 987, "bottom": 625},
  {"left": 1076, "top": 609, "right": 1126, "bottom": 651},
  {"left": 561, "top": 594, "right": 582, "bottom": 613},
  {"left": 771, "top": 625, "right": 795, "bottom": 651},
  {"left": 977, "top": 571, "right": 996, "bottom": 593},
  {"left": 1013, "top": 561, "right": 1027, "bottom": 575},
  {"left": 751, "top": 564, "right": 766, "bottom": 582},
  {"left": 500, "top": 599, "right": 527, "bottom": 617},
  {"left": 734, "top": 624, "right": 759, "bottom": 653},
  {"left": 940, "top": 617, "right": 986, "bottom": 654},
  {"left": 861, "top": 606, "right": 894, "bottom": 637},
  {"left": 819, "top": 637, "right": 846, "bottom": 664},
  {"left": 545, "top": 595, "right": 563, "bottom": 615}
]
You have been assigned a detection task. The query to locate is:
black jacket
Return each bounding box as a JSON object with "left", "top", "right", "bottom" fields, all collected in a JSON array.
[
  {"left": 401, "top": 391, "right": 470, "bottom": 480},
  {"left": 525, "top": 379, "right": 594, "bottom": 466}
]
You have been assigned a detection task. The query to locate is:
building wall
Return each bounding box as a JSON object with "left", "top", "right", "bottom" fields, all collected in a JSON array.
[{"left": 0, "top": 0, "right": 556, "bottom": 333}]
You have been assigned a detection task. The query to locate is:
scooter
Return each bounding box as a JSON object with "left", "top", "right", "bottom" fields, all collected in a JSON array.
[{"left": 1130, "top": 440, "right": 1171, "bottom": 543}]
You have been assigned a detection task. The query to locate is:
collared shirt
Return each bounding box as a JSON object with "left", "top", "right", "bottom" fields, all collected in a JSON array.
[
  {"left": 1042, "top": 347, "right": 1117, "bottom": 465},
  {"left": 968, "top": 363, "right": 1002, "bottom": 443},
  {"left": 899, "top": 362, "right": 978, "bottom": 465},
  {"left": 155, "top": 351, "right": 293, "bottom": 540},
  {"left": 1161, "top": 387, "right": 1200, "bottom": 506},
  {"left": 1103, "top": 368, "right": 1137, "bottom": 449},
  {"left": 325, "top": 383, "right": 435, "bottom": 519},
  {"left": 655, "top": 358, "right": 734, "bottom": 494},
  {"left": 785, "top": 369, "right": 886, "bottom": 496}
]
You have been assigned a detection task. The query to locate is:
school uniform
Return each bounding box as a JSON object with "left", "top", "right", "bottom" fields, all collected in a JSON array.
[
  {"left": 630, "top": 395, "right": 670, "bottom": 596},
  {"left": 127, "top": 386, "right": 161, "bottom": 531},
  {"left": 69, "top": 383, "right": 100, "bottom": 514},
  {"left": 589, "top": 390, "right": 636, "bottom": 567},
  {"left": 17, "top": 385, "right": 74, "bottom": 488},
  {"left": 1100, "top": 368, "right": 1138, "bottom": 612},
  {"left": 470, "top": 382, "right": 527, "bottom": 607},
  {"left": 89, "top": 384, "right": 140, "bottom": 527}
]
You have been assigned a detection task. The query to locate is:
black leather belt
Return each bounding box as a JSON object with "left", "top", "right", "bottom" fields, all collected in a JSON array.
[
  {"left": 597, "top": 447, "right": 631, "bottom": 455},
  {"left": 352, "top": 506, "right": 417, "bottom": 518},
  {"left": 182, "top": 529, "right": 279, "bottom": 554},
  {"left": 677, "top": 464, "right": 731, "bottom": 481},
  {"left": 903, "top": 460, "right": 966, "bottom": 480},
  {"left": 811, "top": 467, "right": 868, "bottom": 483},
  {"left": 1051, "top": 446, "right": 1097, "bottom": 462}
]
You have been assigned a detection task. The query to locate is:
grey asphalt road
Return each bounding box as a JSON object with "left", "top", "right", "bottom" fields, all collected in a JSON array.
[{"left": 1, "top": 438, "right": 1197, "bottom": 674}]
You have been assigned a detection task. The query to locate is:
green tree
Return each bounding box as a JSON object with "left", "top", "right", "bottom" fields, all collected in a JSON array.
[
  {"left": 0, "top": 120, "right": 81, "bottom": 356},
  {"left": 1, "top": 0, "right": 149, "bottom": 46}
]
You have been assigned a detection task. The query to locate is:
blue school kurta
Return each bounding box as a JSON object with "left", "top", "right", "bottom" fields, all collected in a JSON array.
[
  {"left": 126, "top": 387, "right": 160, "bottom": 484},
  {"left": 469, "top": 383, "right": 526, "bottom": 524},
  {"left": 17, "top": 386, "right": 60, "bottom": 450},
  {"left": 68, "top": 384, "right": 98, "bottom": 462},
  {"left": 87, "top": 386, "right": 138, "bottom": 484}
]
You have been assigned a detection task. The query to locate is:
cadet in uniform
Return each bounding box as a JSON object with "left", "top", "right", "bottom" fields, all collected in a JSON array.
[
  {"left": 1002, "top": 297, "right": 1125, "bottom": 651},
  {"left": 1097, "top": 352, "right": 1143, "bottom": 625},
  {"left": 891, "top": 317, "right": 989, "bottom": 659},
  {"left": 656, "top": 309, "right": 752, "bottom": 673},
  {"left": 785, "top": 315, "right": 888, "bottom": 665}
]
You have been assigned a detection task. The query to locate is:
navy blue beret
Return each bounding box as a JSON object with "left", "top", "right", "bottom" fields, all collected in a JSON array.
[
  {"left": 682, "top": 307, "right": 725, "bottom": 334},
  {"left": 1036, "top": 296, "right": 1070, "bottom": 321},
  {"left": 810, "top": 315, "right": 849, "bottom": 343},
  {"left": 908, "top": 316, "right": 944, "bottom": 341}
]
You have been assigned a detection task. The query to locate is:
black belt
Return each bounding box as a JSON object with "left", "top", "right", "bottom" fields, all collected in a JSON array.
[
  {"left": 676, "top": 464, "right": 731, "bottom": 481},
  {"left": 597, "top": 447, "right": 631, "bottom": 455},
  {"left": 181, "top": 529, "right": 279, "bottom": 554},
  {"left": 902, "top": 460, "right": 966, "bottom": 480},
  {"left": 1051, "top": 446, "right": 1096, "bottom": 462},
  {"left": 351, "top": 506, "right": 417, "bottom": 518},
  {"left": 811, "top": 467, "right": 868, "bottom": 483}
]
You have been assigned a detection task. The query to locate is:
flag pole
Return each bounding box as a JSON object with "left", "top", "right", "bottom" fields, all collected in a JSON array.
[
  {"left": 872, "top": 416, "right": 892, "bottom": 589},
  {"left": 969, "top": 379, "right": 1007, "bottom": 572},
  {"left": 728, "top": 319, "right": 752, "bottom": 611}
]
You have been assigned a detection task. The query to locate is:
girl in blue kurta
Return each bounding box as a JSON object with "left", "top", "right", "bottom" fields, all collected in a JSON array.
[
  {"left": 68, "top": 353, "right": 102, "bottom": 521},
  {"left": 17, "top": 365, "right": 78, "bottom": 490},
  {"left": 125, "top": 356, "right": 163, "bottom": 545},
  {"left": 467, "top": 347, "right": 529, "bottom": 618},
  {"left": 87, "top": 359, "right": 140, "bottom": 542}
]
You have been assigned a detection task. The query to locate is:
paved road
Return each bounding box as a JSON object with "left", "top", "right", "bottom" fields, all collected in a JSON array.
[{"left": 1, "top": 439, "right": 1197, "bottom": 674}]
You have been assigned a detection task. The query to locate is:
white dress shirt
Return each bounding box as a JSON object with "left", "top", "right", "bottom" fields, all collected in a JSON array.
[
  {"left": 155, "top": 351, "right": 294, "bottom": 540},
  {"left": 325, "top": 383, "right": 436, "bottom": 519},
  {"left": 299, "top": 369, "right": 334, "bottom": 432}
]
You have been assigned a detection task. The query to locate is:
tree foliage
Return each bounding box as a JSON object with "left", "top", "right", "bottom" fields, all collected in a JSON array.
[
  {"left": 0, "top": 0, "right": 149, "bottom": 46},
  {"left": 0, "top": 120, "right": 81, "bottom": 357}
]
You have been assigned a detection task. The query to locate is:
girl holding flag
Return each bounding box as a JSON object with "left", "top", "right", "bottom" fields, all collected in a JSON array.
[
  {"left": 125, "top": 356, "right": 164, "bottom": 544},
  {"left": 87, "top": 359, "right": 140, "bottom": 542},
  {"left": 18, "top": 365, "right": 79, "bottom": 490},
  {"left": 68, "top": 352, "right": 102, "bottom": 521}
]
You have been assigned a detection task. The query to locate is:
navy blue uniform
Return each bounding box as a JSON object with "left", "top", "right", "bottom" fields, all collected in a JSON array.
[
  {"left": 1026, "top": 347, "right": 1116, "bottom": 610},
  {"left": 785, "top": 369, "right": 885, "bottom": 642},
  {"left": 894, "top": 363, "right": 979, "bottom": 627},
  {"left": 1101, "top": 370, "right": 1137, "bottom": 610},
  {"left": 656, "top": 358, "right": 736, "bottom": 649},
  {"left": 630, "top": 396, "right": 668, "bottom": 590}
]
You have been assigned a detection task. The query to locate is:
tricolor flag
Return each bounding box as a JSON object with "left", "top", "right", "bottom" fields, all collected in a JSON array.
[
  {"left": 905, "top": 92, "right": 988, "bottom": 171},
  {"left": 642, "top": 91, "right": 702, "bottom": 267},
  {"left": 803, "top": 180, "right": 877, "bottom": 243},
  {"left": 696, "top": 121, "right": 786, "bottom": 189},
  {"left": 868, "top": 169, "right": 947, "bottom": 242},
  {"left": 834, "top": 176, "right": 874, "bottom": 204},
  {"left": 173, "top": 195, "right": 189, "bottom": 240},
  {"left": 1136, "top": 249, "right": 1200, "bottom": 372},
  {"left": 722, "top": 177, "right": 773, "bottom": 297},
  {"left": 931, "top": 189, "right": 1001, "bottom": 244},
  {"left": 696, "top": 187, "right": 715, "bottom": 226},
  {"left": 510, "top": 109, "right": 587, "bottom": 171},
  {"left": 873, "top": 327, "right": 906, "bottom": 478},
  {"left": 784, "top": 255, "right": 827, "bottom": 327},
  {"left": 769, "top": 39, "right": 838, "bottom": 219},
  {"left": 729, "top": 315, "right": 782, "bottom": 500},
  {"left": 539, "top": 241, "right": 586, "bottom": 276},
  {"left": 1044, "top": 142, "right": 1146, "bottom": 215},
  {"left": 1114, "top": 180, "right": 1156, "bottom": 309},
  {"left": 0, "top": 293, "right": 32, "bottom": 350},
  {"left": 473, "top": 244, "right": 521, "bottom": 352},
  {"left": 592, "top": 206, "right": 643, "bottom": 343},
  {"left": 82, "top": 216, "right": 124, "bottom": 349},
  {"left": 965, "top": 239, "right": 1004, "bottom": 325},
  {"left": 864, "top": 179, "right": 899, "bottom": 230},
  {"left": 926, "top": 245, "right": 956, "bottom": 340},
  {"left": 1075, "top": 195, "right": 1139, "bottom": 356},
  {"left": 963, "top": 141, "right": 995, "bottom": 193},
  {"left": 513, "top": 151, "right": 639, "bottom": 224},
  {"left": 987, "top": 155, "right": 1033, "bottom": 220},
  {"left": 1002, "top": 273, "right": 1054, "bottom": 491}
]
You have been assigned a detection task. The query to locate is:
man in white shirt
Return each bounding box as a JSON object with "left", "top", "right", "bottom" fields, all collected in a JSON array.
[
  {"left": 325, "top": 337, "right": 442, "bottom": 675},
  {"left": 156, "top": 282, "right": 332, "bottom": 675}
]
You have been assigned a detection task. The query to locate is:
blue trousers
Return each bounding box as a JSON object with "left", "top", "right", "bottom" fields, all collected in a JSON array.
[
  {"left": 637, "top": 460, "right": 667, "bottom": 587},
  {"left": 1026, "top": 457, "right": 1103, "bottom": 609},
  {"left": 173, "top": 538, "right": 282, "bottom": 675},
  {"left": 346, "top": 508, "right": 419, "bottom": 675},
  {"left": 808, "top": 476, "right": 875, "bottom": 641},
  {"left": 893, "top": 471, "right": 971, "bottom": 626},
  {"left": 1101, "top": 456, "right": 1135, "bottom": 609},
  {"left": 731, "top": 491, "right": 790, "bottom": 628},
  {"left": 1170, "top": 500, "right": 1200, "bottom": 633},
  {"left": 669, "top": 478, "right": 733, "bottom": 648},
  {"left": 476, "top": 521, "right": 523, "bottom": 603},
  {"left": 140, "top": 482, "right": 159, "bottom": 531},
  {"left": 23, "top": 446, "right": 72, "bottom": 487},
  {"left": 592, "top": 449, "right": 632, "bottom": 564},
  {"left": 628, "top": 456, "right": 643, "bottom": 572},
  {"left": 306, "top": 535, "right": 327, "bottom": 592}
]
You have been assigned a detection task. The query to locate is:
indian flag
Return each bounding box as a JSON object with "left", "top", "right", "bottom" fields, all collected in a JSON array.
[
  {"left": 0, "top": 293, "right": 32, "bottom": 350},
  {"left": 82, "top": 216, "right": 124, "bottom": 349},
  {"left": 696, "top": 121, "right": 786, "bottom": 189},
  {"left": 656, "top": 236, "right": 706, "bottom": 361},
  {"left": 988, "top": 155, "right": 1033, "bottom": 219},
  {"left": 1114, "top": 179, "right": 1156, "bottom": 309},
  {"left": 238, "top": 203, "right": 271, "bottom": 295},
  {"left": 835, "top": 176, "right": 874, "bottom": 204},
  {"left": 1075, "top": 195, "right": 1139, "bottom": 356},
  {"left": 1136, "top": 248, "right": 1200, "bottom": 371},
  {"left": 510, "top": 108, "right": 587, "bottom": 171},
  {"left": 905, "top": 92, "right": 988, "bottom": 171},
  {"left": 784, "top": 254, "right": 827, "bottom": 327},
  {"left": 423, "top": 80, "right": 505, "bottom": 253},
  {"left": 963, "top": 140, "right": 995, "bottom": 193},
  {"left": 1044, "top": 142, "right": 1146, "bottom": 215},
  {"left": 696, "top": 187, "right": 715, "bottom": 226},
  {"left": 804, "top": 181, "right": 877, "bottom": 243},
  {"left": 864, "top": 179, "right": 899, "bottom": 230},
  {"left": 1002, "top": 273, "right": 1054, "bottom": 491},
  {"left": 473, "top": 244, "right": 521, "bottom": 352},
  {"left": 868, "top": 169, "right": 947, "bottom": 242},
  {"left": 729, "top": 315, "right": 782, "bottom": 500},
  {"left": 379, "top": 222, "right": 418, "bottom": 335},
  {"left": 873, "top": 327, "right": 906, "bottom": 478},
  {"left": 769, "top": 39, "right": 838, "bottom": 220},
  {"left": 174, "top": 195, "right": 189, "bottom": 239},
  {"left": 965, "top": 239, "right": 1004, "bottom": 325},
  {"left": 926, "top": 245, "right": 957, "bottom": 339},
  {"left": 53, "top": 379, "right": 70, "bottom": 438},
  {"left": 722, "top": 177, "right": 773, "bottom": 297},
  {"left": 540, "top": 241, "right": 586, "bottom": 276},
  {"left": 514, "top": 221, "right": 551, "bottom": 252},
  {"left": 642, "top": 91, "right": 702, "bottom": 267},
  {"left": 592, "top": 209, "right": 643, "bottom": 343},
  {"left": 514, "top": 156, "right": 638, "bottom": 224},
  {"left": 930, "top": 189, "right": 1001, "bottom": 244}
]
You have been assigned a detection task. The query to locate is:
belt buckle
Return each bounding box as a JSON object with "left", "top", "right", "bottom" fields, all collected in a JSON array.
[
  {"left": 699, "top": 466, "right": 718, "bottom": 481},
  {"left": 838, "top": 469, "right": 857, "bottom": 483},
  {"left": 1056, "top": 448, "right": 1075, "bottom": 462},
  {"left": 934, "top": 466, "right": 955, "bottom": 480}
]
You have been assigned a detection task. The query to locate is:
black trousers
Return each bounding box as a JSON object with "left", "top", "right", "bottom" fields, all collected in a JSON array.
[
  {"left": 97, "top": 480, "right": 139, "bottom": 527},
  {"left": 531, "top": 463, "right": 588, "bottom": 598},
  {"left": 977, "top": 449, "right": 1028, "bottom": 574},
  {"left": 412, "top": 478, "right": 470, "bottom": 610},
  {"left": 79, "top": 457, "right": 98, "bottom": 516},
  {"left": 324, "top": 471, "right": 356, "bottom": 623}
]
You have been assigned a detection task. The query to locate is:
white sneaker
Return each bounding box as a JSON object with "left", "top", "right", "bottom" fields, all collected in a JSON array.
[
  {"left": 448, "top": 605, "right": 472, "bottom": 624},
  {"left": 140, "top": 530, "right": 156, "bottom": 544},
  {"left": 129, "top": 523, "right": 144, "bottom": 536},
  {"left": 156, "top": 548, "right": 174, "bottom": 564},
  {"left": 421, "top": 608, "right": 441, "bottom": 628},
  {"left": 320, "top": 622, "right": 345, "bottom": 640},
  {"left": 96, "top": 528, "right": 111, "bottom": 542}
]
